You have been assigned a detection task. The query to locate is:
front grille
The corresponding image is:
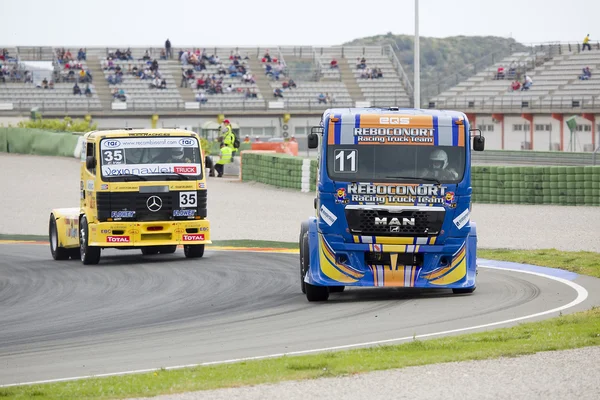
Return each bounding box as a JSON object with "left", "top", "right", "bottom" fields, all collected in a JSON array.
[
  {"left": 97, "top": 190, "right": 207, "bottom": 222},
  {"left": 345, "top": 207, "right": 445, "bottom": 237},
  {"left": 365, "top": 252, "right": 423, "bottom": 266}
]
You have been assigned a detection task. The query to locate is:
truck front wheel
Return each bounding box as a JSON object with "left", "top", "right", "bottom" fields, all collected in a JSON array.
[
  {"left": 302, "top": 233, "right": 329, "bottom": 302},
  {"left": 184, "top": 244, "right": 205, "bottom": 258},
  {"left": 49, "top": 214, "right": 70, "bottom": 260},
  {"left": 79, "top": 216, "right": 101, "bottom": 265}
]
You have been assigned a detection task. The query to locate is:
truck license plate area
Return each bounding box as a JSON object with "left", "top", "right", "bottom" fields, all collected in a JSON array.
[{"left": 365, "top": 252, "right": 423, "bottom": 267}]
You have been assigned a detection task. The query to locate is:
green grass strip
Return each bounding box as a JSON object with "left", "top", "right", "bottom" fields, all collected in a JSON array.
[{"left": 1, "top": 308, "right": 598, "bottom": 399}]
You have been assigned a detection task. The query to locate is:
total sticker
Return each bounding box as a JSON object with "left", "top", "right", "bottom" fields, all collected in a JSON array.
[{"left": 320, "top": 205, "right": 337, "bottom": 226}]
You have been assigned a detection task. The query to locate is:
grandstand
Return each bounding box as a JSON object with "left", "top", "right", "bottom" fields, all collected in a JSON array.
[
  {"left": 0, "top": 44, "right": 411, "bottom": 114},
  {"left": 1, "top": 41, "right": 599, "bottom": 152}
]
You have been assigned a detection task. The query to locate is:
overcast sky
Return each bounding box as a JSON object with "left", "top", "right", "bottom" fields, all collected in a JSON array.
[{"left": 1, "top": 0, "right": 597, "bottom": 48}]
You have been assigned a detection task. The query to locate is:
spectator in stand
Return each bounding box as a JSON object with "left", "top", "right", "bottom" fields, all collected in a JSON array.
[
  {"left": 508, "top": 61, "right": 517, "bottom": 78},
  {"left": 150, "top": 76, "right": 161, "bottom": 88},
  {"left": 160, "top": 78, "right": 167, "bottom": 89},
  {"left": 195, "top": 92, "right": 207, "bottom": 104},
  {"left": 521, "top": 75, "right": 533, "bottom": 91},
  {"left": 77, "top": 48, "right": 86, "bottom": 61},
  {"left": 73, "top": 83, "right": 81, "bottom": 95},
  {"left": 579, "top": 66, "right": 592, "bottom": 80},
  {"left": 330, "top": 58, "right": 338, "bottom": 68},
  {"left": 495, "top": 66, "right": 505, "bottom": 80},
  {"left": 511, "top": 80, "right": 521, "bottom": 91},
  {"left": 165, "top": 38, "right": 172, "bottom": 59},
  {"left": 263, "top": 50, "right": 272, "bottom": 63},
  {"left": 160, "top": 49, "right": 167, "bottom": 60},
  {"left": 317, "top": 93, "right": 327, "bottom": 104},
  {"left": 273, "top": 88, "right": 283, "bottom": 98},
  {"left": 84, "top": 84, "right": 92, "bottom": 97},
  {"left": 582, "top": 34, "right": 591, "bottom": 51},
  {"left": 42, "top": 78, "right": 48, "bottom": 89},
  {"left": 48, "top": 80, "right": 54, "bottom": 89}
]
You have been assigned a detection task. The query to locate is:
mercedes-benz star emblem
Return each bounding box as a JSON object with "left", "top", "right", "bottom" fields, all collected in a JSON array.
[{"left": 146, "top": 196, "right": 163, "bottom": 212}]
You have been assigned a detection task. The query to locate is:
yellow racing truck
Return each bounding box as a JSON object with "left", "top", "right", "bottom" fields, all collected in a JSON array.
[{"left": 49, "top": 129, "right": 211, "bottom": 264}]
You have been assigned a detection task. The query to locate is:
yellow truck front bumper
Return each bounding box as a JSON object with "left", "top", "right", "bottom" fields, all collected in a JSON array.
[{"left": 88, "top": 219, "right": 211, "bottom": 247}]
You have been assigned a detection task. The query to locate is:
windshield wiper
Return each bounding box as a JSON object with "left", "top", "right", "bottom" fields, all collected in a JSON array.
[
  {"left": 115, "top": 174, "right": 148, "bottom": 181},
  {"left": 385, "top": 176, "right": 442, "bottom": 186},
  {"left": 158, "top": 172, "right": 191, "bottom": 180}
]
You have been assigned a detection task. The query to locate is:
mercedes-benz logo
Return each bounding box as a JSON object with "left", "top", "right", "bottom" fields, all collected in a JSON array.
[{"left": 146, "top": 196, "right": 163, "bottom": 212}]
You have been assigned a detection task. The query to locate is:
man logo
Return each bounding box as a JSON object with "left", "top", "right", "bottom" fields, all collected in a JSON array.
[
  {"left": 146, "top": 196, "right": 163, "bottom": 212},
  {"left": 374, "top": 217, "right": 416, "bottom": 226},
  {"left": 379, "top": 117, "right": 410, "bottom": 125}
]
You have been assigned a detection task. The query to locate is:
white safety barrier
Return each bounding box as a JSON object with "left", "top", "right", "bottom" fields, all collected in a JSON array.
[{"left": 301, "top": 158, "right": 311, "bottom": 192}]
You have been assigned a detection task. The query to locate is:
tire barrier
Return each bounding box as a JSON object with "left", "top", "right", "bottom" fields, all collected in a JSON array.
[
  {"left": 0, "top": 128, "right": 82, "bottom": 158},
  {"left": 241, "top": 153, "right": 600, "bottom": 206},
  {"left": 241, "top": 152, "right": 317, "bottom": 192},
  {"left": 472, "top": 165, "right": 600, "bottom": 206}
]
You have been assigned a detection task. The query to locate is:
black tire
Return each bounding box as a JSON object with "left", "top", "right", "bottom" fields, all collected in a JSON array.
[
  {"left": 49, "top": 215, "right": 70, "bottom": 260},
  {"left": 329, "top": 286, "right": 345, "bottom": 293},
  {"left": 79, "top": 216, "right": 101, "bottom": 265},
  {"left": 299, "top": 221, "right": 309, "bottom": 294},
  {"left": 159, "top": 245, "right": 177, "bottom": 254},
  {"left": 184, "top": 244, "right": 205, "bottom": 258},
  {"left": 302, "top": 233, "right": 329, "bottom": 302},
  {"left": 141, "top": 247, "right": 160, "bottom": 255},
  {"left": 453, "top": 287, "right": 476, "bottom": 294}
]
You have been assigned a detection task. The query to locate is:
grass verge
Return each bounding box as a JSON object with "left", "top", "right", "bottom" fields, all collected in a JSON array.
[
  {"left": 478, "top": 248, "right": 600, "bottom": 279},
  {"left": 1, "top": 307, "right": 598, "bottom": 399}
]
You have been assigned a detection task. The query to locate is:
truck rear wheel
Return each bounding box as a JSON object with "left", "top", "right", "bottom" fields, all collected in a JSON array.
[
  {"left": 184, "top": 244, "right": 205, "bottom": 258},
  {"left": 79, "top": 216, "right": 101, "bottom": 265},
  {"left": 49, "top": 214, "right": 70, "bottom": 260},
  {"left": 141, "top": 247, "right": 160, "bottom": 255},
  {"left": 159, "top": 245, "right": 177, "bottom": 254}
]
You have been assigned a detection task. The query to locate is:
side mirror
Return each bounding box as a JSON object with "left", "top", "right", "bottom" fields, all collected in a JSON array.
[
  {"left": 471, "top": 129, "right": 485, "bottom": 151},
  {"left": 307, "top": 133, "right": 319, "bottom": 149},
  {"left": 86, "top": 156, "right": 96, "bottom": 170}
]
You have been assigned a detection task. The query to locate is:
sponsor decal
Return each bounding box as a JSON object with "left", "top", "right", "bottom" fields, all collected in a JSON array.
[
  {"left": 173, "top": 209, "right": 196, "bottom": 217},
  {"left": 379, "top": 117, "right": 410, "bottom": 125},
  {"left": 107, "top": 236, "right": 130, "bottom": 243},
  {"left": 374, "top": 217, "right": 416, "bottom": 227},
  {"left": 444, "top": 191, "right": 457, "bottom": 208},
  {"left": 101, "top": 184, "right": 109, "bottom": 190},
  {"left": 174, "top": 166, "right": 197, "bottom": 174},
  {"left": 101, "top": 163, "right": 202, "bottom": 177},
  {"left": 347, "top": 183, "right": 449, "bottom": 205},
  {"left": 101, "top": 229, "right": 111, "bottom": 234},
  {"left": 103, "top": 140, "right": 121, "bottom": 148},
  {"left": 111, "top": 210, "right": 135, "bottom": 218},
  {"left": 354, "top": 127, "right": 434, "bottom": 144},
  {"left": 86, "top": 180, "right": 94, "bottom": 191},
  {"left": 320, "top": 205, "right": 337, "bottom": 226},
  {"left": 101, "top": 137, "right": 198, "bottom": 150},
  {"left": 453, "top": 208, "right": 470, "bottom": 230},
  {"left": 183, "top": 234, "right": 205, "bottom": 241},
  {"left": 335, "top": 188, "right": 349, "bottom": 204},
  {"left": 373, "top": 244, "right": 382, "bottom": 252},
  {"left": 178, "top": 138, "right": 196, "bottom": 147},
  {"left": 198, "top": 182, "right": 206, "bottom": 189}
]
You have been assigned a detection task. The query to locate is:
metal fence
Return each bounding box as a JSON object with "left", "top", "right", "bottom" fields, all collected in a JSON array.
[{"left": 428, "top": 96, "right": 600, "bottom": 112}]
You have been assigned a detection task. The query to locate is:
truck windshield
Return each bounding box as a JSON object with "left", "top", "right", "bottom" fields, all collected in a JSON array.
[
  {"left": 326, "top": 144, "right": 465, "bottom": 183},
  {"left": 99, "top": 136, "right": 203, "bottom": 181}
]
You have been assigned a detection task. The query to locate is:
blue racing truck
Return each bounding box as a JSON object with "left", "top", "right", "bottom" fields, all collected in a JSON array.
[{"left": 299, "top": 107, "right": 485, "bottom": 301}]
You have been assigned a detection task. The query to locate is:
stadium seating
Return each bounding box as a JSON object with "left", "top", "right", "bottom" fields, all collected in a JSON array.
[
  {"left": 430, "top": 49, "right": 600, "bottom": 111},
  {"left": 0, "top": 52, "right": 102, "bottom": 111}
]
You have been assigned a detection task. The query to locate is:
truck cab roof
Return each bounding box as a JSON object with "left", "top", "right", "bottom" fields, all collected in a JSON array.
[
  {"left": 83, "top": 128, "right": 200, "bottom": 141},
  {"left": 322, "top": 107, "right": 467, "bottom": 121}
]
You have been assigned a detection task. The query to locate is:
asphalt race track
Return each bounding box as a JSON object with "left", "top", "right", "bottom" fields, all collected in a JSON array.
[{"left": 1, "top": 244, "right": 599, "bottom": 386}]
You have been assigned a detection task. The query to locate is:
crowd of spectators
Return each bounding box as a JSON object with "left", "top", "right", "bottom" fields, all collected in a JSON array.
[
  {"left": 510, "top": 74, "right": 533, "bottom": 91},
  {"left": 178, "top": 49, "right": 260, "bottom": 103},
  {"left": 355, "top": 57, "right": 383, "bottom": 79},
  {"left": 103, "top": 55, "right": 166, "bottom": 90}
]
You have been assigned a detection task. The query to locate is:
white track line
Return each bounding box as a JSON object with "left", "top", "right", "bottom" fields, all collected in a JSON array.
[{"left": 0, "top": 265, "right": 589, "bottom": 388}]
